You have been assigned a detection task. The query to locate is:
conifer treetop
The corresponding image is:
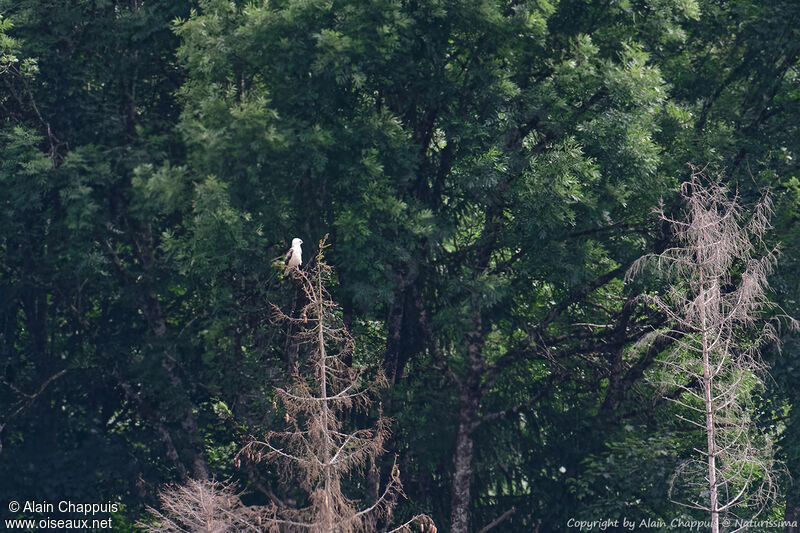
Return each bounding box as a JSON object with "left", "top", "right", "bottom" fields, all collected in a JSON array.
[{"left": 240, "top": 236, "right": 435, "bottom": 532}]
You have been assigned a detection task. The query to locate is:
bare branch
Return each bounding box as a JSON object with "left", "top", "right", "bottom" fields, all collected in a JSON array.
[{"left": 477, "top": 506, "right": 516, "bottom": 533}]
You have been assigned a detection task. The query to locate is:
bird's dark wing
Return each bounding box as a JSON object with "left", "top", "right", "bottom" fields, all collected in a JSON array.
[{"left": 284, "top": 248, "right": 294, "bottom": 263}]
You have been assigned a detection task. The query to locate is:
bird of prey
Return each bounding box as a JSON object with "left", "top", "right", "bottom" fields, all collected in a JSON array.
[{"left": 285, "top": 238, "right": 303, "bottom": 268}]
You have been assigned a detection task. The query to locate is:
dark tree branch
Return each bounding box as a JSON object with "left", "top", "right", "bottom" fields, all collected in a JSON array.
[
  {"left": 478, "top": 506, "right": 516, "bottom": 533},
  {"left": 537, "top": 264, "right": 626, "bottom": 334},
  {"left": 0, "top": 369, "right": 67, "bottom": 453}
]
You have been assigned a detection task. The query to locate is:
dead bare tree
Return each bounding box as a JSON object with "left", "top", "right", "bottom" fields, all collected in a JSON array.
[
  {"left": 141, "top": 478, "right": 264, "bottom": 533},
  {"left": 628, "top": 166, "right": 792, "bottom": 533},
  {"left": 240, "top": 237, "right": 435, "bottom": 533}
]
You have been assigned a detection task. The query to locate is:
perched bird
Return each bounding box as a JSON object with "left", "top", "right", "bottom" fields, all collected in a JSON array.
[{"left": 285, "top": 238, "right": 303, "bottom": 268}]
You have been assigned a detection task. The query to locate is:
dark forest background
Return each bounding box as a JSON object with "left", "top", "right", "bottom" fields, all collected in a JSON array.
[{"left": 2, "top": 0, "right": 800, "bottom": 531}]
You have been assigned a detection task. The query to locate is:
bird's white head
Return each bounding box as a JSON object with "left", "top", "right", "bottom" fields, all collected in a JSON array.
[{"left": 292, "top": 238, "right": 303, "bottom": 247}]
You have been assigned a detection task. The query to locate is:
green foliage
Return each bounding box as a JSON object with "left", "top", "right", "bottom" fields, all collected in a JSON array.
[{"left": 2, "top": 0, "right": 800, "bottom": 531}]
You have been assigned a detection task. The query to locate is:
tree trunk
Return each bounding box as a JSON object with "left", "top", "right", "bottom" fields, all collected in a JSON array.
[
  {"left": 785, "top": 496, "right": 800, "bottom": 533},
  {"left": 450, "top": 387, "right": 479, "bottom": 533},
  {"left": 116, "top": 373, "right": 189, "bottom": 480},
  {"left": 700, "top": 277, "right": 719, "bottom": 533},
  {"left": 21, "top": 289, "right": 50, "bottom": 383},
  {"left": 449, "top": 315, "right": 486, "bottom": 533},
  {"left": 384, "top": 292, "right": 405, "bottom": 384}
]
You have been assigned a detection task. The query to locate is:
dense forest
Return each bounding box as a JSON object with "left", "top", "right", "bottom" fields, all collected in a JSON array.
[{"left": 2, "top": 0, "right": 800, "bottom": 531}]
